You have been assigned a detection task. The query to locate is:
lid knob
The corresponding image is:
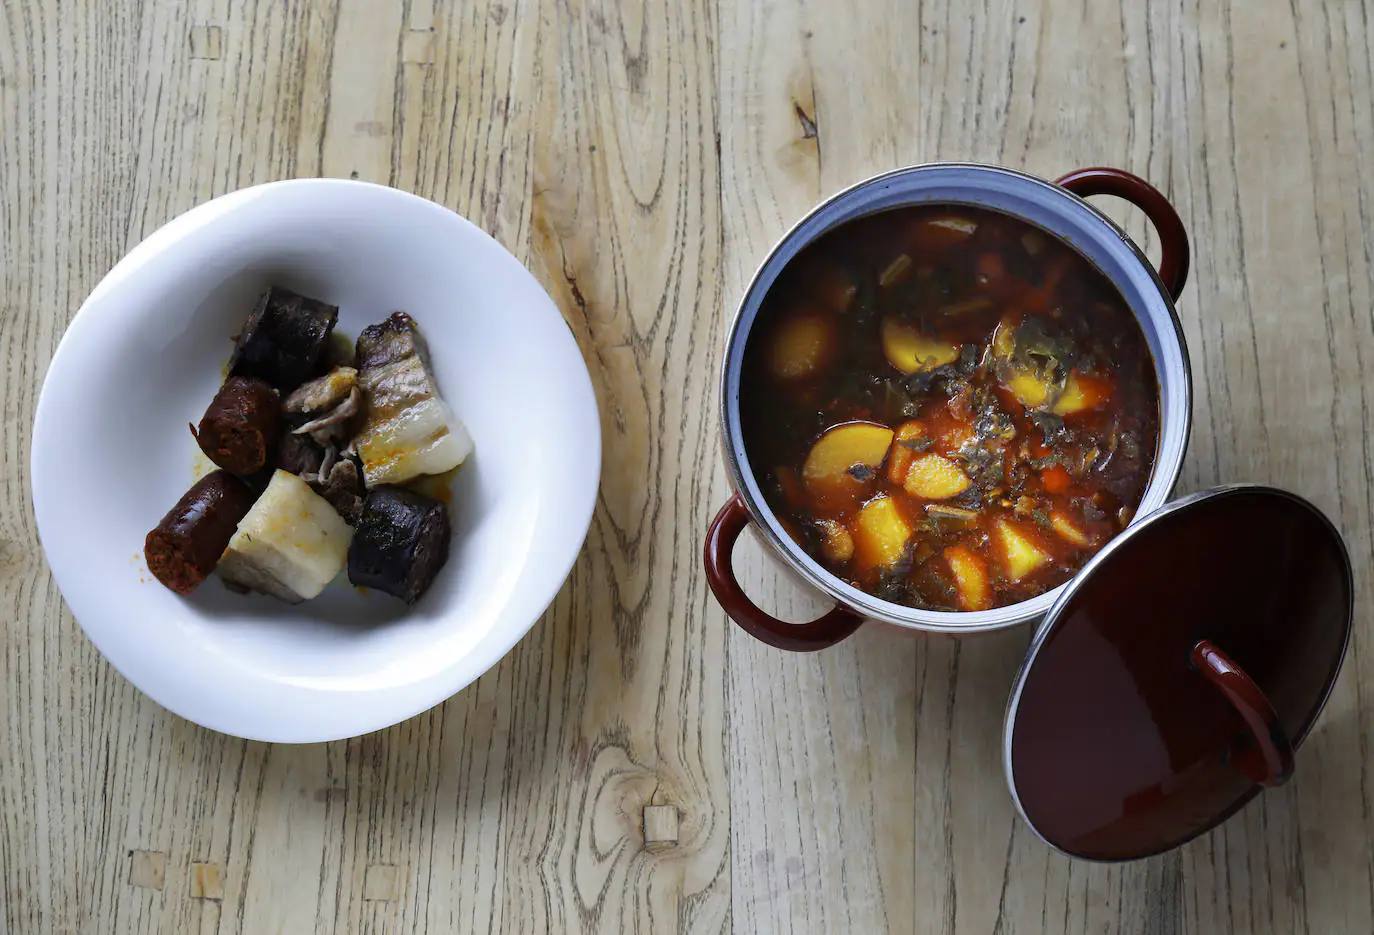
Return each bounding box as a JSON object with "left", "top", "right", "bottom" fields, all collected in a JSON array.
[{"left": 1190, "top": 639, "right": 1294, "bottom": 786}]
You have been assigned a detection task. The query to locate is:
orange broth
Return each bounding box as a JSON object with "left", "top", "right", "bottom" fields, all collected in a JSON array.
[{"left": 739, "top": 205, "right": 1158, "bottom": 611}]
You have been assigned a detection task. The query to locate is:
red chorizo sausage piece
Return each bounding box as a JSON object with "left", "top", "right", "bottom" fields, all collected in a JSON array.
[
  {"left": 191, "top": 376, "right": 282, "bottom": 476},
  {"left": 144, "top": 470, "right": 256, "bottom": 594}
]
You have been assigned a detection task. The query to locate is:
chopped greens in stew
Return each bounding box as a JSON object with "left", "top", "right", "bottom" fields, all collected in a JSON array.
[{"left": 740, "top": 205, "right": 1159, "bottom": 612}]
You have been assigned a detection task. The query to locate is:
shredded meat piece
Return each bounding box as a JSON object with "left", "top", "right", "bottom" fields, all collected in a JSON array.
[
  {"left": 293, "top": 386, "right": 362, "bottom": 445},
  {"left": 308, "top": 456, "right": 365, "bottom": 524}
]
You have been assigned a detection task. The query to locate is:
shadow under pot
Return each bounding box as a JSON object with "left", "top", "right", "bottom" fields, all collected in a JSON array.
[{"left": 704, "top": 163, "right": 1354, "bottom": 861}]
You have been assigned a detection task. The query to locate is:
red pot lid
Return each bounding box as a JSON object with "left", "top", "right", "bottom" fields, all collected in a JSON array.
[{"left": 1004, "top": 485, "right": 1352, "bottom": 861}]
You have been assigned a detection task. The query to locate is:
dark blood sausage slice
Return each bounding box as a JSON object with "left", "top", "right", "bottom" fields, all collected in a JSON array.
[
  {"left": 144, "top": 471, "right": 256, "bottom": 595},
  {"left": 191, "top": 377, "right": 281, "bottom": 475},
  {"left": 347, "top": 486, "right": 451, "bottom": 604},
  {"left": 228, "top": 286, "right": 339, "bottom": 393}
]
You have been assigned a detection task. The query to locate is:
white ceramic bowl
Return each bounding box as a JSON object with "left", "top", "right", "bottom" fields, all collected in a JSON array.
[{"left": 31, "top": 180, "right": 601, "bottom": 742}]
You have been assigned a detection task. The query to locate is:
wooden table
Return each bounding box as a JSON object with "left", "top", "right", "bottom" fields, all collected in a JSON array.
[{"left": 4, "top": 1, "right": 1373, "bottom": 932}]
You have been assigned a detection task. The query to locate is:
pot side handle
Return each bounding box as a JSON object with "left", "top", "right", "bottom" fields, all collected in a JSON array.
[
  {"left": 704, "top": 495, "right": 863, "bottom": 652},
  {"left": 1190, "top": 639, "right": 1295, "bottom": 786},
  {"left": 1056, "top": 167, "right": 1190, "bottom": 302}
]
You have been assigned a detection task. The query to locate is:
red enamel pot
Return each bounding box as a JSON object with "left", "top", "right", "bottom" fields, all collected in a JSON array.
[{"left": 703, "top": 163, "right": 1353, "bottom": 860}]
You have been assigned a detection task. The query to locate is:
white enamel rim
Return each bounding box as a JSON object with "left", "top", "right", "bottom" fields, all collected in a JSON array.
[
  {"left": 31, "top": 179, "right": 601, "bottom": 742},
  {"left": 1001, "top": 484, "right": 1355, "bottom": 861},
  {"left": 719, "top": 163, "right": 1193, "bottom": 633}
]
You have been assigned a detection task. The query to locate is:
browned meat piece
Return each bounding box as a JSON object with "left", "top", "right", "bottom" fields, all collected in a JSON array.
[
  {"left": 354, "top": 312, "right": 425, "bottom": 371},
  {"left": 309, "top": 455, "right": 365, "bottom": 524},
  {"left": 284, "top": 366, "right": 361, "bottom": 446},
  {"left": 352, "top": 312, "right": 472, "bottom": 485},
  {"left": 284, "top": 366, "right": 356, "bottom": 414},
  {"left": 275, "top": 431, "right": 324, "bottom": 476},
  {"left": 293, "top": 386, "right": 362, "bottom": 446}
]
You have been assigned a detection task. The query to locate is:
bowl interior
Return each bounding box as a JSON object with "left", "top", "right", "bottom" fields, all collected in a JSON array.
[{"left": 33, "top": 181, "right": 600, "bottom": 740}]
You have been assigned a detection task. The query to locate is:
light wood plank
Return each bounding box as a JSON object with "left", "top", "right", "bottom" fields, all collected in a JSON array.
[
  {"left": 519, "top": 0, "right": 731, "bottom": 929},
  {"left": 716, "top": 1, "right": 920, "bottom": 932}
]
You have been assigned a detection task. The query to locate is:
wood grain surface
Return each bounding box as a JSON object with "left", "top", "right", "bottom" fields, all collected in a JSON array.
[{"left": 3, "top": 1, "right": 1373, "bottom": 932}]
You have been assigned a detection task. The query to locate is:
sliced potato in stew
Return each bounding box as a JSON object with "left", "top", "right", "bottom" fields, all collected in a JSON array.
[
  {"left": 885, "top": 420, "right": 930, "bottom": 485},
  {"left": 995, "top": 519, "right": 1051, "bottom": 581},
  {"left": 945, "top": 545, "right": 991, "bottom": 611},
  {"left": 1052, "top": 371, "right": 1113, "bottom": 416},
  {"left": 1050, "top": 511, "right": 1093, "bottom": 548},
  {"left": 854, "top": 496, "right": 912, "bottom": 571},
  {"left": 802, "top": 421, "right": 894, "bottom": 508},
  {"left": 881, "top": 318, "right": 960, "bottom": 374},
  {"left": 817, "top": 518, "right": 855, "bottom": 565},
  {"left": 902, "top": 453, "right": 972, "bottom": 500},
  {"left": 768, "top": 312, "right": 835, "bottom": 381}
]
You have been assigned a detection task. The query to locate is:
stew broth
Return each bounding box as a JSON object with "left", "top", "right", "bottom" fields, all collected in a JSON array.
[{"left": 739, "top": 204, "right": 1159, "bottom": 611}]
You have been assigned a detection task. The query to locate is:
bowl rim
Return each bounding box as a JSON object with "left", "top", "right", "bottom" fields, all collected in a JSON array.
[
  {"left": 717, "top": 162, "right": 1192, "bottom": 633},
  {"left": 31, "top": 178, "right": 601, "bottom": 742}
]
